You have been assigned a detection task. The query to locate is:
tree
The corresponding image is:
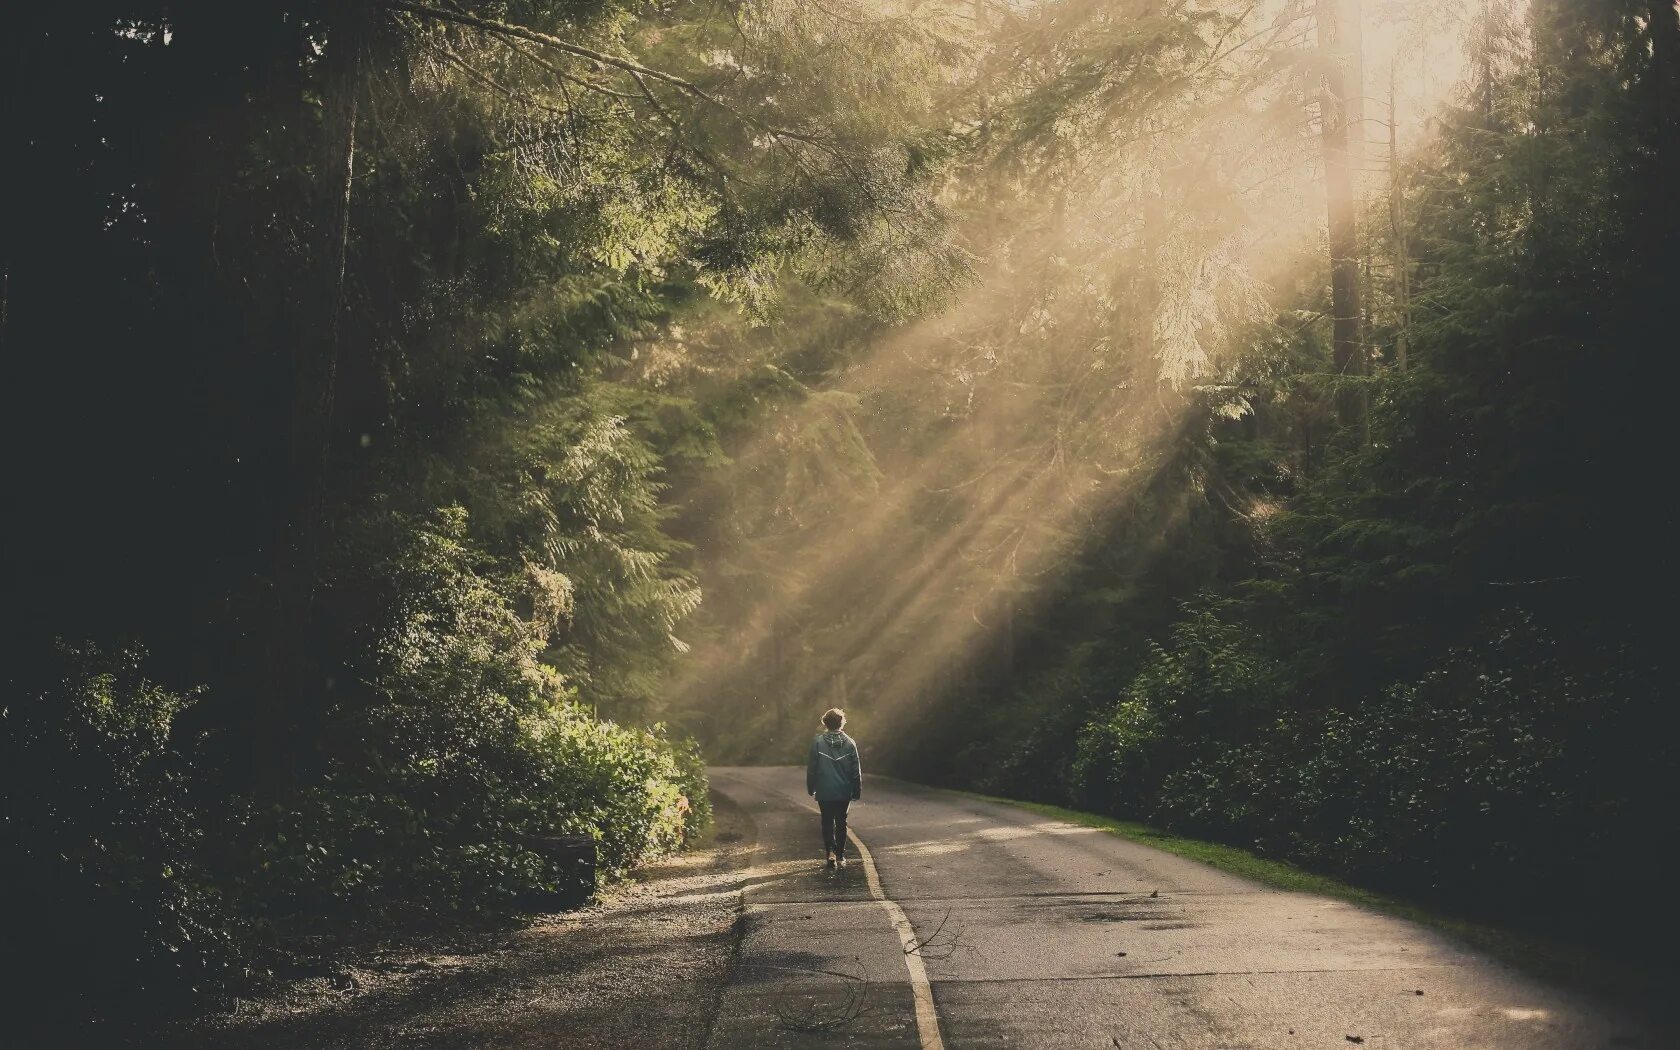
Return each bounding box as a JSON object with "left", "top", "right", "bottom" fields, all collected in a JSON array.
[{"left": 1316, "top": 0, "right": 1365, "bottom": 428}]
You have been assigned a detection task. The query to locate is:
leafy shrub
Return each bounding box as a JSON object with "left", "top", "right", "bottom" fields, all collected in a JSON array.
[
  {"left": 662, "top": 728, "right": 714, "bottom": 835},
  {"left": 233, "top": 506, "right": 710, "bottom": 917},
  {"left": 1073, "top": 607, "right": 1669, "bottom": 922},
  {"left": 0, "top": 505, "right": 713, "bottom": 1013},
  {"left": 1, "top": 644, "right": 236, "bottom": 1004},
  {"left": 241, "top": 706, "right": 705, "bottom": 916},
  {"left": 1281, "top": 612, "right": 1665, "bottom": 909},
  {"left": 1071, "top": 604, "right": 1294, "bottom": 820}
]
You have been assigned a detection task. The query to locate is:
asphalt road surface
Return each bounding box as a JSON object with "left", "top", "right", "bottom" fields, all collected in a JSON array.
[{"left": 706, "top": 767, "right": 1664, "bottom": 1049}]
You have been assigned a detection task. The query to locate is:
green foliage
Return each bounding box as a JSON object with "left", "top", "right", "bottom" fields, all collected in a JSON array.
[
  {"left": 925, "top": 0, "right": 1680, "bottom": 950},
  {"left": 241, "top": 707, "right": 704, "bottom": 915},
  {"left": 228, "top": 504, "right": 710, "bottom": 914},
  {"left": 6, "top": 0, "right": 943, "bottom": 1013},
  {"left": 2, "top": 646, "right": 236, "bottom": 1001},
  {"left": 1072, "top": 607, "right": 1294, "bottom": 817},
  {"left": 1070, "top": 610, "right": 1665, "bottom": 924}
]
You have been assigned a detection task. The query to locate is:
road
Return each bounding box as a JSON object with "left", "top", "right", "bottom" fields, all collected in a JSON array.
[{"left": 706, "top": 767, "right": 1663, "bottom": 1049}]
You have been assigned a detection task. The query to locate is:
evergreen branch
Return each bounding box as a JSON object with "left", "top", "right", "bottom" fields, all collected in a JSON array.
[
  {"left": 623, "top": 65, "right": 748, "bottom": 193},
  {"left": 492, "top": 34, "right": 643, "bottom": 102},
  {"left": 386, "top": 0, "right": 863, "bottom": 191},
  {"left": 385, "top": 1, "right": 723, "bottom": 102},
  {"left": 433, "top": 40, "right": 572, "bottom": 121}
]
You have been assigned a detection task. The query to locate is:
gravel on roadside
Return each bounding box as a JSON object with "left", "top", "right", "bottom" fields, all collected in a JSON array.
[{"left": 171, "top": 792, "right": 757, "bottom": 1050}]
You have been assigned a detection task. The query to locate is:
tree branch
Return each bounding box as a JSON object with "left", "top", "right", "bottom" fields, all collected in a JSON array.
[{"left": 384, "top": 1, "right": 727, "bottom": 105}]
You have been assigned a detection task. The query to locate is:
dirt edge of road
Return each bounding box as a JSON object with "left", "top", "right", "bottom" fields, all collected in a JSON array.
[{"left": 157, "top": 790, "right": 760, "bottom": 1049}]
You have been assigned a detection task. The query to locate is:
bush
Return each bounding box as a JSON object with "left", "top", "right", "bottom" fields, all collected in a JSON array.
[
  {"left": 241, "top": 704, "right": 707, "bottom": 916},
  {"left": 1071, "top": 605, "right": 1294, "bottom": 820},
  {"left": 663, "top": 728, "right": 714, "bottom": 836},
  {"left": 232, "top": 506, "right": 710, "bottom": 917},
  {"left": 1281, "top": 612, "right": 1665, "bottom": 909},
  {"left": 1072, "top": 607, "right": 1670, "bottom": 925},
  {"left": 1, "top": 644, "right": 237, "bottom": 1005},
  {"left": 2, "top": 506, "right": 713, "bottom": 1015}
]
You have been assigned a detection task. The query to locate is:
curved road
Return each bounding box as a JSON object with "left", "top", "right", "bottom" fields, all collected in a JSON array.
[{"left": 706, "top": 767, "right": 1662, "bottom": 1049}]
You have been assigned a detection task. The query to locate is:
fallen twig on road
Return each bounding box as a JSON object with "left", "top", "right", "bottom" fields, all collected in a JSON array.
[
  {"left": 903, "top": 908, "right": 973, "bottom": 962},
  {"left": 741, "top": 959, "right": 875, "bottom": 1033}
]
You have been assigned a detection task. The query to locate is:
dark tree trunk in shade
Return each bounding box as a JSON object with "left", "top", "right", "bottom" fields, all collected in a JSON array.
[
  {"left": 1388, "top": 61, "right": 1410, "bottom": 372},
  {"left": 266, "top": 1, "right": 375, "bottom": 780},
  {"left": 1317, "top": 0, "right": 1364, "bottom": 429},
  {"left": 1651, "top": 0, "right": 1680, "bottom": 207}
]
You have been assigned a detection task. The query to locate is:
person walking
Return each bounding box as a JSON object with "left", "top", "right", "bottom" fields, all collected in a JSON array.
[{"left": 806, "top": 708, "right": 862, "bottom": 869}]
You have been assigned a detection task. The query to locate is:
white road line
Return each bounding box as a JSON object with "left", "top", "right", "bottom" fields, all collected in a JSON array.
[{"left": 849, "top": 832, "right": 947, "bottom": 1050}]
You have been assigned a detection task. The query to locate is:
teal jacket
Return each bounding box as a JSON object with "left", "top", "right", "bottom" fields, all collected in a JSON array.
[{"left": 806, "top": 730, "right": 862, "bottom": 802}]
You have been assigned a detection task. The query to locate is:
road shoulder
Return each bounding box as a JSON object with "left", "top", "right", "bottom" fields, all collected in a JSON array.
[
  {"left": 173, "top": 792, "right": 758, "bottom": 1050},
  {"left": 930, "top": 780, "right": 1676, "bottom": 1022}
]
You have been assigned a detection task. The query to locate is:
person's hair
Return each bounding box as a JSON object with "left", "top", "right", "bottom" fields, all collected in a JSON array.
[{"left": 821, "top": 708, "right": 846, "bottom": 731}]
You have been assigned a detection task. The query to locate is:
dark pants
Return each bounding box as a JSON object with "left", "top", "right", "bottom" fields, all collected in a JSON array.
[{"left": 819, "top": 799, "right": 851, "bottom": 857}]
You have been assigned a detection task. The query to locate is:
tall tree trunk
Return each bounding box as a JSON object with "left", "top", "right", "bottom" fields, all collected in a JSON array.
[
  {"left": 1476, "top": 0, "right": 1498, "bottom": 128},
  {"left": 975, "top": 0, "right": 991, "bottom": 145},
  {"left": 996, "top": 591, "right": 1015, "bottom": 681},
  {"left": 289, "top": 7, "right": 368, "bottom": 529},
  {"left": 1651, "top": 0, "right": 1680, "bottom": 197},
  {"left": 1360, "top": 246, "right": 1372, "bottom": 444},
  {"left": 772, "top": 612, "right": 785, "bottom": 739},
  {"left": 1317, "top": 0, "right": 1364, "bottom": 428},
  {"left": 1388, "top": 59, "right": 1409, "bottom": 372},
  {"left": 266, "top": 3, "right": 372, "bottom": 780}
]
